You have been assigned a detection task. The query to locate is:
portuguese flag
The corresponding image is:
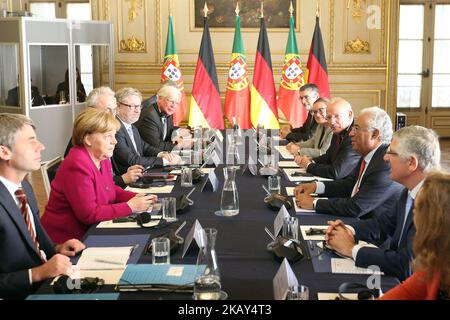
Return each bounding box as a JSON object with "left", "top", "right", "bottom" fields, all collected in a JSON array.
[
  {"left": 250, "top": 17, "right": 279, "bottom": 129},
  {"left": 161, "top": 15, "right": 187, "bottom": 126},
  {"left": 224, "top": 14, "right": 251, "bottom": 129},
  {"left": 306, "top": 16, "right": 330, "bottom": 98},
  {"left": 188, "top": 17, "right": 224, "bottom": 130},
  {"left": 278, "top": 14, "right": 306, "bottom": 128}
]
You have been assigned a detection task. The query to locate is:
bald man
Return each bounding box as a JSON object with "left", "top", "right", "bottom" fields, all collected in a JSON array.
[{"left": 296, "top": 98, "right": 360, "bottom": 180}]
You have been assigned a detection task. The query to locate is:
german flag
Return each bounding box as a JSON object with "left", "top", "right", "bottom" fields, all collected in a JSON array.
[
  {"left": 224, "top": 13, "right": 251, "bottom": 129},
  {"left": 188, "top": 17, "right": 224, "bottom": 129},
  {"left": 250, "top": 17, "right": 279, "bottom": 129},
  {"left": 306, "top": 16, "right": 330, "bottom": 98},
  {"left": 161, "top": 15, "right": 187, "bottom": 126}
]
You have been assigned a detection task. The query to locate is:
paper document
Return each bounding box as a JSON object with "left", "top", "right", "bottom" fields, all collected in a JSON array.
[
  {"left": 96, "top": 219, "right": 161, "bottom": 229},
  {"left": 126, "top": 185, "right": 174, "bottom": 194},
  {"left": 279, "top": 161, "right": 298, "bottom": 168},
  {"left": 285, "top": 187, "right": 318, "bottom": 197},
  {"left": 300, "top": 225, "right": 328, "bottom": 241},
  {"left": 76, "top": 247, "right": 133, "bottom": 270},
  {"left": 170, "top": 168, "right": 213, "bottom": 175},
  {"left": 317, "top": 293, "right": 358, "bottom": 300},
  {"left": 331, "top": 258, "right": 384, "bottom": 275},
  {"left": 275, "top": 146, "right": 294, "bottom": 159},
  {"left": 283, "top": 168, "right": 333, "bottom": 182}
]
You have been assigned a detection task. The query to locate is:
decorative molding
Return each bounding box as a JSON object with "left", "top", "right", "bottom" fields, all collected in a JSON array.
[
  {"left": 125, "top": 0, "right": 143, "bottom": 22},
  {"left": 344, "top": 38, "right": 370, "bottom": 54},
  {"left": 155, "top": 0, "right": 162, "bottom": 63},
  {"left": 120, "top": 36, "right": 146, "bottom": 52},
  {"left": 347, "top": 0, "right": 365, "bottom": 22}
]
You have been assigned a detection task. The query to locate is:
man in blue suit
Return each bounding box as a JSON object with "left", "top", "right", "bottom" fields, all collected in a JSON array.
[
  {"left": 324, "top": 126, "right": 441, "bottom": 280},
  {"left": 0, "top": 113, "right": 85, "bottom": 299},
  {"left": 295, "top": 107, "right": 403, "bottom": 219}
]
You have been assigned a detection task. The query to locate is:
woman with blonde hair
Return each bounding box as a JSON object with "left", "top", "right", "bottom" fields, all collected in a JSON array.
[
  {"left": 42, "top": 108, "right": 156, "bottom": 243},
  {"left": 380, "top": 171, "right": 450, "bottom": 300}
]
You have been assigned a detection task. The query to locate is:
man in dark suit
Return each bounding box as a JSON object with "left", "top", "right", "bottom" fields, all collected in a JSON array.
[
  {"left": 280, "top": 83, "right": 319, "bottom": 143},
  {"left": 113, "top": 87, "right": 182, "bottom": 175},
  {"left": 324, "top": 126, "right": 441, "bottom": 280},
  {"left": 0, "top": 113, "right": 85, "bottom": 299},
  {"left": 6, "top": 86, "right": 45, "bottom": 107},
  {"left": 135, "top": 85, "right": 192, "bottom": 153},
  {"left": 296, "top": 97, "right": 360, "bottom": 180},
  {"left": 295, "top": 107, "right": 403, "bottom": 219}
]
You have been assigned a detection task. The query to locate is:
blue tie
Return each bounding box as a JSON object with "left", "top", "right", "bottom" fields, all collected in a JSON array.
[{"left": 398, "top": 194, "right": 414, "bottom": 247}]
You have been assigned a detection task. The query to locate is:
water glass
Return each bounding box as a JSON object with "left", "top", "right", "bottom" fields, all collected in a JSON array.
[
  {"left": 151, "top": 237, "right": 170, "bottom": 264},
  {"left": 268, "top": 175, "right": 281, "bottom": 194},
  {"left": 181, "top": 167, "right": 193, "bottom": 187},
  {"left": 162, "top": 197, "right": 177, "bottom": 221},
  {"left": 282, "top": 217, "right": 299, "bottom": 241},
  {"left": 287, "top": 285, "right": 309, "bottom": 300}
]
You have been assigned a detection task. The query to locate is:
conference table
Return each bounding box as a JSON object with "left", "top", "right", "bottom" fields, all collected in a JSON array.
[{"left": 35, "top": 135, "right": 400, "bottom": 300}]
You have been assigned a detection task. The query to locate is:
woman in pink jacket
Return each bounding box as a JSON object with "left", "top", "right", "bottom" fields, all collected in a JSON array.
[{"left": 42, "top": 108, "right": 156, "bottom": 243}]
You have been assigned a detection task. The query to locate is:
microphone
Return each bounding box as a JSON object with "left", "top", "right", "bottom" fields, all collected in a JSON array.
[{"left": 199, "top": 135, "right": 217, "bottom": 169}]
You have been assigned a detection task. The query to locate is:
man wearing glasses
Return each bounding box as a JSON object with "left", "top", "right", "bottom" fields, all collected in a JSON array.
[
  {"left": 323, "top": 126, "right": 441, "bottom": 280},
  {"left": 135, "top": 84, "right": 192, "bottom": 153},
  {"left": 113, "top": 87, "right": 182, "bottom": 175},
  {"left": 286, "top": 98, "right": 333, "bottom": 158},
  {"left": 280, "top": 83, "right": 319, "bottom": 143}
]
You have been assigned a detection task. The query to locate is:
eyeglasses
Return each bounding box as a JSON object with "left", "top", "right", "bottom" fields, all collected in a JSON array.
[
  {"left": 310, "top": 108, "right": 326, "bottom": 115},
  {"left": 119, "top": 102, "right": 142, "bottom": 111}
]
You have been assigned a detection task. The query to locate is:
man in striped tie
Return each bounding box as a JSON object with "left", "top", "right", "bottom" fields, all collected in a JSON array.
[{"left": 0, "top": 113, "right": 85, "bottom": 300}]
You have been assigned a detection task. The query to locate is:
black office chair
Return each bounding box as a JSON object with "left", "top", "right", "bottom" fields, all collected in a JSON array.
[{"left": 40, "top": 156, "right": 63, "bottom": 198}]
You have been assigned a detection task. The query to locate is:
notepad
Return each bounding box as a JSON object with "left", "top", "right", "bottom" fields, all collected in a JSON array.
[
  {"left": 76, "top": 247, "right": 133, "bottom": 270},
  {"left": 283, "top": 168, "right": 334, "bottom": 182},
  {"left": 278, "top": 161, "right": 298, "bottom": 168},
  {"left": 300, "top": 225, "right": 328, "bottom": 241},
  {"left": 293, "top": 197, "right": 316, "bottom": 214},
  {"left": 331, "top": 258, "right": 385, "bottom": 275},
  {"left": 96, "top": 218, "right": 161, "bottom": 229},
  {"left": 116, "top": 264, "right": 206, "bottom": 291},
  {"left": 275, "top": 146, "right": 294, "bottom": 159},
  {"left": 126, "top": 185, "right": 174, "bottom": 194}
]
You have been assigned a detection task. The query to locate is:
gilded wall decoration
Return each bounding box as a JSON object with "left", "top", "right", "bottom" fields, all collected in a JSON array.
[
  {"left": 125, "top": 0, "right": 143, "bottom": 22},
  {"left": 120, "top": 36, "right": 146, "bottom": 52},
  {"left": 344, "top": 38, "right": 370, "bottom": 53}
]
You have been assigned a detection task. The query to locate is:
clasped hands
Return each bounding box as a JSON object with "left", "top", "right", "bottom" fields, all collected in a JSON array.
[
  {"left": 324, "top": 220, "right": 356, "bottom": 258},
  {"left": 294, "top": 182, "right": 316, "bottom": 210}
]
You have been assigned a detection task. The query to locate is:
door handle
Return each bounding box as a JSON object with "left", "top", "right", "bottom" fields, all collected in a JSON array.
[{"left": 422, "top": 69, "right": 430, "bottom": 78}]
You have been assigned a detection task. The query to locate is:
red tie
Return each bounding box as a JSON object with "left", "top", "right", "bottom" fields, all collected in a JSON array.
[
  {"left": 351, "top": 160, "right": 366, "bottom": 197},
  {"left": 15, "top": 188, "right": 46, "bottom": 263}
]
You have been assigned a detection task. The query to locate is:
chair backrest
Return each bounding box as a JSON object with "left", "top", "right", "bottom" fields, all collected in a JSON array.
[{"left": 40, "top": 156, "right": 63, "bottom": 199}]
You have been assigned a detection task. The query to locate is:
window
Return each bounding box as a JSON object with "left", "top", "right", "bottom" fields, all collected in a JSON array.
[
  {"left": 66, "top": 3, "right": 91, "bottom": 20},
  {"left": 397, "top": 5, "right": 424, "bottom": 109},
  {"left": 29, "top": 2, "right": 56, "bottom": 19},
  {"left": 433, "top": 4, "right": 450, "bottom": 107}
]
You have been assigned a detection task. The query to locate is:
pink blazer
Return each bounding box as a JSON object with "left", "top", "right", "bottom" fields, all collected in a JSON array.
[{"left": 42, "top": 146, "right": 135, "bottom": 243}]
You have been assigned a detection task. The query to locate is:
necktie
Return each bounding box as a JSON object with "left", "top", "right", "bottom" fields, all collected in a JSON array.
[
  {"left": 15, "top": 188, "right": 46, "bottom": 263},
  {"left": 398, "top": 194, "right": 414, "bottom": 247},
  {"left": 127, "top": 126, "right": 140, "bottom": 156},
  {"left": 161, "top": 116, "right": 167, "bottom": 141},
  {"left": 351, "top": 159, "right": 366, "bottom": 197}
]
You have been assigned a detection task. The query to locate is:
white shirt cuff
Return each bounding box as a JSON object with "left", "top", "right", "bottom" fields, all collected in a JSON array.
[
  {"left": 352, "top": 243, "right": 366, "bottom": 261},
  {"left": 315, "top": 182, "right": 326, "bottom": 194},
  {"left": 347, "top": 225, "right": 356, "bottom": 236},
  {"left": 312, "top": 198, "right": 319, "bottom": 209},
  {"left": 28, "top": 269, "right": 33, "bottom": 285},
  {"left": 162, "top": 158, "right": 168, "bottom": 166}
]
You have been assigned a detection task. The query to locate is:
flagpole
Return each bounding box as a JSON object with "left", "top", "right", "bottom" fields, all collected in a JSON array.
[
  {"left": 235, "top": 1, "right": 240, "bottom": 16},
  {"left": 261, "top": 1, "right": 264, "bottom": 18},
  {"left": 203, "top": 2, "right": 208, "bottom": 18},
  {"left": 289, "top": 1, "right": 294, "bottom": 17},
  {"left": 316, "top": 0, "right": 320, "bottom": 18}
]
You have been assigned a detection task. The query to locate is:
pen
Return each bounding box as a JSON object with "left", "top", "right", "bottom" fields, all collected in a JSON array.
[
  {"left": 262, "top": 184, "right": 271, "bottom": 196},
  {"left": 94, "top": 259, "right": 124, "bottom": 265},
  {"left": 174, "top": 221, "right": 187, "bottom": 236},
  {"left": 186, "top": 187, "right": 196, "bottom": 199},
  {"left": 264, "top": 227, "right": 276, "bottom": 241}
]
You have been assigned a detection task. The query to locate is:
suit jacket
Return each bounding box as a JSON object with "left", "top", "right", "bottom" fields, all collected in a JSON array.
[
  {"left": 5, "top": 86, "right": 45, "bottom": 107},
  {"left": 315, "top": 144, "right": 403, "bottom": 219},
  {"left": 64, "top": 138, "right": 126, "bottom": 188},
  {"left": 0, "top": 180, "right": 56, "bottom": 300},
  {"left": 296, "top": 124, "right": 333, "bottom": 158},
  {"left": 306, "top": 122, "right": 360, "bottom": 179},
  {"left": 350, "top": 188, "right": 416, "bottom": 281},
  {"left": 41, "top": 146, "right": 135, "bottom": 243},
  {"left": 135, "top": 103, "right": 178, "bottom": 152},
  {"left": 112, "top": 119, "right": 164, "bottom": 175},
  {"left": 286, "top": 113, "right": 318, "bottom": 142}
]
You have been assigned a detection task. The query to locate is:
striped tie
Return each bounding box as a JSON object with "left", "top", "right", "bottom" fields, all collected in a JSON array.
[{"left": 15, "top": 188, "right": 46, "bottom": 263}]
